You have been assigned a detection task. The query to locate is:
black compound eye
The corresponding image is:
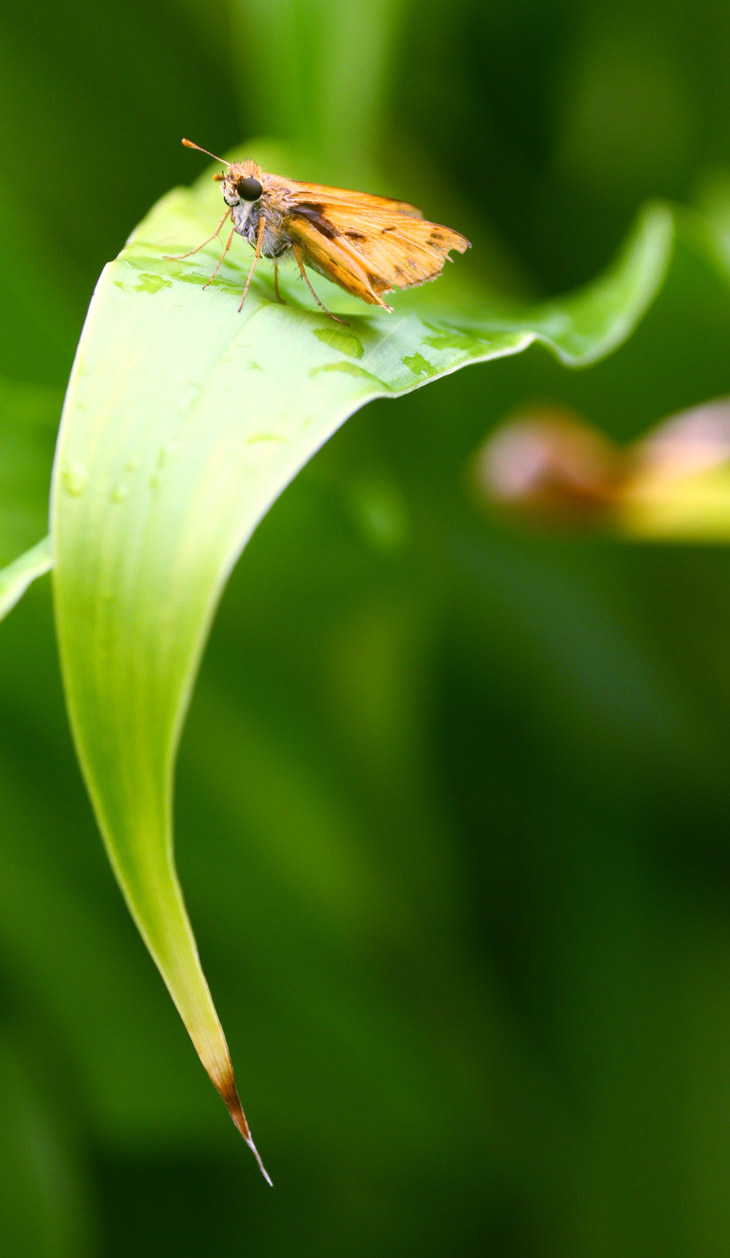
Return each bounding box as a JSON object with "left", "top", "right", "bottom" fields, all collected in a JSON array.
[{"left": 238, "top": 176, "right": 262, "bottom": 201}]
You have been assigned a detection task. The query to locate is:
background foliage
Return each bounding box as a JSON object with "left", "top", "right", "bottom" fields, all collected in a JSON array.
[{"left": 3, "top": 0, "right": 730, "bottom": 1255}]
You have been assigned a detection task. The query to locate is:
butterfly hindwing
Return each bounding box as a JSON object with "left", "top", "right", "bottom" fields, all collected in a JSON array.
[{"left": 279, "top": 182, "right": 470, "bottom": 304}]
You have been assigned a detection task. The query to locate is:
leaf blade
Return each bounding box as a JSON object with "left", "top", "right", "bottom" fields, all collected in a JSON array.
[{"left": 50, "top": 152, "right": 674, "bottom": 1172}]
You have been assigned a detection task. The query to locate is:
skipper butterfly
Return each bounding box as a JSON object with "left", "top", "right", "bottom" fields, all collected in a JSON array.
[{"left": 168, "top": 139, "right": 471, "bottom": 325}]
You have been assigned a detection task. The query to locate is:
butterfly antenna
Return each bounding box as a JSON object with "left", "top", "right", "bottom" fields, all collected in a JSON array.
[{"left": 182, "top": 138, "right": 230, "bottom": 167}]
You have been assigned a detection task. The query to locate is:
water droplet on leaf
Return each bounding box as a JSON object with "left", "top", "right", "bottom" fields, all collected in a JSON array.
[{"left": 61, "top": 461, "right": 89, "bottom": 496}]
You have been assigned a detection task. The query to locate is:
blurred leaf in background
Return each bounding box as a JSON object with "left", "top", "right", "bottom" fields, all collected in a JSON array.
[{"left": 4, "top": 0, "right": 730, "bottom": 1256}]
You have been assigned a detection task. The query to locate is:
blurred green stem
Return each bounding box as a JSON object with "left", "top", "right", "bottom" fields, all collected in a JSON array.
[
  {"left": 228, "top": 0, "right": 410, "bottom": 179},
  {"left": 0, "top": 538, "right": 52, "bottom": 622}
]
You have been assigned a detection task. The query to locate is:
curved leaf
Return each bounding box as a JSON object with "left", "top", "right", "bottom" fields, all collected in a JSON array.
[{"left": 49, "top": 147, "right": 673, "bottom": 1177}]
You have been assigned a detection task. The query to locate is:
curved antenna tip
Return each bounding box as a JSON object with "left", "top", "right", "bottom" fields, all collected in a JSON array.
[{"left": 181, "top": 137, "right": 230, "bottom": 166}]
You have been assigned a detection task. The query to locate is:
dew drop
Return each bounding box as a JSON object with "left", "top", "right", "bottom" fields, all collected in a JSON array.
[
  {"left": 61, "top": 460, "right": 89, "bottom": 497},
  {"left": 111, "top": 484, "right": 129, "bottom": 503}
]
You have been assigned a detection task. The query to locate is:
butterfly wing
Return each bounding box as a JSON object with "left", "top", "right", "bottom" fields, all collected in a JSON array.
[
  {"left": 278, "top": 179, "right": 470, "bottom": 306},
  {"left": 285, "top": 217, "right": 393, "bottom": 308},
  {"left": 276, "top": 177, "right": 424, "bottom": 219},
  {"left": 325, "top": 208, "right": 470, "bottom": 293}
]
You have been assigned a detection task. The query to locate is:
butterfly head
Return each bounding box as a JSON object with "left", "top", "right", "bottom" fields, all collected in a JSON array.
[{"left": 218, "top": 161, "right": 264, "bottom": 208}]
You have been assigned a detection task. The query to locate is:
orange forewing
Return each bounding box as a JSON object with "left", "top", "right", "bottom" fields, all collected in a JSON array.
[{"left": 271, "top": 176, "right": 424, "bottom": 219}]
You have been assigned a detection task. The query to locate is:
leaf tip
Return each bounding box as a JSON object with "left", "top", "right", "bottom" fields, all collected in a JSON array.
[
  {"left": 218, "top": 1074, "right": 273, "bottom": 1185},
  {"left": 245, "top": 1134, "right": 275, "bottom": 1188}
]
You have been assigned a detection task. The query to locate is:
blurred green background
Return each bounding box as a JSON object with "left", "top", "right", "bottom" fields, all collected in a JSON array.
[{"left": 4, "top": 0, "right": 730, "bottom": 1254}]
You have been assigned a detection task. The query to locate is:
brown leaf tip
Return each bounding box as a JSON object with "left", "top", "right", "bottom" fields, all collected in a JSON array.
[{"left": 217, "top": 1073, "right": 273, "bottom": 1186}]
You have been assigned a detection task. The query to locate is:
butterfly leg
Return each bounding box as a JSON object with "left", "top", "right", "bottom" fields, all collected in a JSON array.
[
  {"left": 164, "top": 208, "right": 231, "bottom": 261},
  {"left": 272, "top": 261, "right": 286, "bottom": 304},
  {"left": 202, "top": 226, "right": 235, "bottom": 289},
  {"left": 239, "top": 216, "right": 266, "bottom": 312},
  {"left": 292, "top": 244, "right": 349, "bottom": 325}
]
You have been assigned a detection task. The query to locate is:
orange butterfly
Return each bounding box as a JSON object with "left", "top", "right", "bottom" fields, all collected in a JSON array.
[{"left": 168, "top": 139, "right": 471, "bottom": 324}]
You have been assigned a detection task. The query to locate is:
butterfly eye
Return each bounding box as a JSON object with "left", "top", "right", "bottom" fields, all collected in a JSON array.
[{"left": 238, "top": 176, "right": 263, "bottom": 201}]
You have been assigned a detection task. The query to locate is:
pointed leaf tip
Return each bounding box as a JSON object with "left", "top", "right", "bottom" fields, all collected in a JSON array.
[
  {"left": 246, "top": 1136, "right": 274, "bottom": 1188},
  {"left": 221, "top": 1079, "right": 273, "bottom": 1185}
]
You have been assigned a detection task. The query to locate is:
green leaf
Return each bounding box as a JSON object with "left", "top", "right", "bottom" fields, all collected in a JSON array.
[
  {"left": 0, "top": 538, "right": 53, "bottom": 622},
  {"left": 49, "top": 145, "right": 673, "bottom": 1177}
]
